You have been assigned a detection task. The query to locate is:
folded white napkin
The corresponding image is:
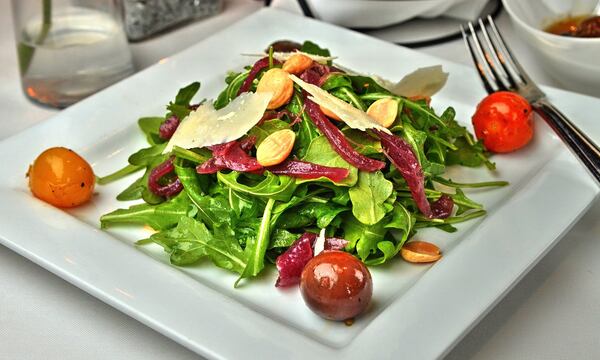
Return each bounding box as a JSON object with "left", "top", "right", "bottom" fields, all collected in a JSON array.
[{"left": 269, "top": 0, "right": 490, "bottom": 28}]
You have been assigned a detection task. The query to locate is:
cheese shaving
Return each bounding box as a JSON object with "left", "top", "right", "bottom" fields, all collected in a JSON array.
[
  {"left": 242, "top": 51, "right": 336, "bottom": 64},
  {"left": 163, "top": 92, "right": 273, "bottom": 153},
  {"left": 314, "top": 228, "right": 326, "bottom": 255},
  {"left": 334, "top": 64, "right": 448, "bottom": 98},
  {"left": 289, "top": 74, "right": 391, "bottom": 134},
  {"left": 373, "top": 65, "right": 448, "bottom": 98}
]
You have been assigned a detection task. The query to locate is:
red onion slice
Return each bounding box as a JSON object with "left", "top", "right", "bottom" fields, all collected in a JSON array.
[
  {"left": 375, "top": 129, "right": 432, "bottom": 218},
  {"left": 158, "top": 115, "right": 180, "bottom": 140},
  {"left": 303, "top": 99, "right": 385, "bottom": 172},
  {"left": 275, "top": 232, "right": 317, "bottom": 287},
  {"left": 324, "top": 237, "right": 349, "bottom": 251},
  {"left": 197, "top": 140, "right": 262, "bottom": 174},
  {"left": 299, "top": 69, "right": 385, "bottom": 172},
  {"left": 268, "top": 160, "right": 349, "bottom": 183},
  {"left": 148, "top": 157, "right": 183, "bottom": 197},
  {"left": 431, "top": 194, "right": 454, "bottom": 219},
  {"left": 237, "top": 57, "right": 281, "bottom": 95}
]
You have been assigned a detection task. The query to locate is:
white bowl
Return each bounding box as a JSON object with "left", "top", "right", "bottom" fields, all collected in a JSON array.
[{"left": 502, "top": 0, "right": 600, "bottom": 97}]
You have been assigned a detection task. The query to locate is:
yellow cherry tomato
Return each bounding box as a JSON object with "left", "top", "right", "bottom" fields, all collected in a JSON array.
[{"left": 28, "top": 147, "right": 95, "bottom": 208}]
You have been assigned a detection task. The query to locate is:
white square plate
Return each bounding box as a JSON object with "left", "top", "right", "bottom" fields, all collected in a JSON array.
[{"left": 0, "top": 8, "right": 598, "bottom": 360}]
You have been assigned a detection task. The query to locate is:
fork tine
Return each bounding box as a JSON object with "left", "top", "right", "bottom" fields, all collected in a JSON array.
[
  {"left": 468, "top": 21, "right": 507, "bottom": 91},
  {"left": 477, "top": 18, "right": 517, "bottom": 90},
  {"left": 485, "top": 15, "right": 534, "bottom": 86},
  {"left": 460, "top": 24, "right": 497, "bottom": 94}
]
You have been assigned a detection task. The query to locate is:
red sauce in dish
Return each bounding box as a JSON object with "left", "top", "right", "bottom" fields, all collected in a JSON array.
[{"left": 545, "top": 15, "right": 600, "bottom": 37}]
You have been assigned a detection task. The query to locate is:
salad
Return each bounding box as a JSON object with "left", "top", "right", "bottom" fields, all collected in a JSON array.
[{"left": 94, "top": 40, "right": 509, "bottom": 320}]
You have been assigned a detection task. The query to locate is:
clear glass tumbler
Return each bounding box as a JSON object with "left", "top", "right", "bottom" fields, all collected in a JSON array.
[{"left": 11, "top": 0, "right": 135, "bottom": 108}]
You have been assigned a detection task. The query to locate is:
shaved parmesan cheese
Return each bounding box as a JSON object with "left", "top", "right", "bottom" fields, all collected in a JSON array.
[
  {"left": 333, "top": 64, "right": 448, "bottom": 98},
  {"left": 274, "top": 51, "right": 336, "bottom": 64},
  {"left": 163, "top": 92, "right": 272, "bottom": 153},
  {"left": 242, "top": 51, "right": 336, "bottom": 64},
  {"left": 314, "top": 228, "right": 326, "bottom": 255},
  {"left": 289, "top": 74, "right": 391, "bottom": 134},
  {"left": 372, "top": 65, "right": 448, "bottom": 98}
]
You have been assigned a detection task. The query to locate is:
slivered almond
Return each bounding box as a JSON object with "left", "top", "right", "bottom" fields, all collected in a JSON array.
[
  {"left": 256, "top": 129, "right": 296, "bottom": 166},
  {"left": 400, "top": 241, "right": 442, "bottom": 263},
  {"left": 282, "top": 53, "right": 314, "bottom": 75},
  {"left": 256, "top": 68, "right": 294, "bottom": 109},
  {"left": 366, "top": 97, "right": 398, "bottom": 128}
]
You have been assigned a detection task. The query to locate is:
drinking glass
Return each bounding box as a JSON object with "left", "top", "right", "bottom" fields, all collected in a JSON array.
[{"left": 11, "top": 0, "right": 135, "bottom": 108}]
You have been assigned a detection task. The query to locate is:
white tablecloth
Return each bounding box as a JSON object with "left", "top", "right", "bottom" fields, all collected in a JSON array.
[{"left": 1, "top": 1, "right": 599, "bottom": 359}]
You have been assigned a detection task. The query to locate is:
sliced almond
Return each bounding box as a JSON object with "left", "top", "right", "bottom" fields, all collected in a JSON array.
[
  {"left": 400, "top": 241, "right": 442, "bottom": 263},
  {"left": 256, "top": 129, "right": 296, "bottom": 166},
  {"left": 366, "top": 97, "right": 398, "bottom": 128},
  {"left": 256, "top": 68, "right": 294, "bottom": 109},
  {"left": 282, "top": 53, "right": 314, "bottom": 75}
]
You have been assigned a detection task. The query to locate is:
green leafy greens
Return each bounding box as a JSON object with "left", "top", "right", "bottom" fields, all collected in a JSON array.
[{"left": 98, "top": 41, "right": 505, "bottom": 286}]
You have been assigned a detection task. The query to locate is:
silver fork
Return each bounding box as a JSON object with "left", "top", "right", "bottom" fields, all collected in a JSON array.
[{"left": 461, "top": 16, "right": 600, "bottom": 184}]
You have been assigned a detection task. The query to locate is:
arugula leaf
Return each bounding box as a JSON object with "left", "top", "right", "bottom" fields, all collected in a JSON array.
[
  {"left": 96, "top": 164, "right": 144, "bottom": 185},
  {"left": 142, "top": 186, "right": 165, "bottom": 205},
  {"left": 277, "top": 202, "right": 348, "bottom": 229},
  {"left": 150, "top": 216, "right": 247, "bottom": 272},
  {"left": 343, "top": 203, "right": 414, "bottom": 265},
  {"left": 236, "top": 198, "right": 275, "bottom": 287},
  {"left": 190, "top": 191, "right": 235, "bottom": 230},
  {"left": 115, "top": 151, "right": 168, "bottom": 202},
  {"left": 451, "top": 188, "right": 483, "bottom": 215},
  {"left": 349, "top": 76, "right": 391, "bottom": 95},
  {"left": 166, "top": 82, "right": 200, "bottom": 119},
  {"left": 403, "top": 98, "right": 446, "bottom": 128},
  {"left": 269, "top": 185, "right": 309, "bottom": 226},
  {"left": 401, "top": 120, "right": 429, "bottom": 167},
  {"left": 228, "top": 188, "right": 260, "bottom": 219},
  {"left": 172, "top": 146, "right": 212, "bottom": 164},
  {"left": 432, "top": 176, "right": 509, "bottom": 188},
  {"left": 344, "top": 215, "right": 387, "bottom": 262},
  {"left": 384, "top": 204, "right": 414, "bottom": 248},
  {"left": 128, "top": 143, "right": 167, "bottom": 166},
  {"left": 174, "top": 82, "right": 200, "bottom": 106},
  {"left": 218, "top": 171, "right": 297, "bottom": 202},
  {"left": 415, "top": 209, "right": 486, "bottom": 229},
  {"left": 269, "top": 229, "right": 300, "bottom": 249},
  {"left": 300, "top": 41, "right": 330, "bottom": 58},
  {"left": 138, "top": 116, "right": 164, "bottom": 135},
  {"left": 115, "top": 175, "right": 146, "bottom": 201},
  {"left": 138, "top": 117, "right": 165, "bottom": 145},
  {"left": 289, "top": 92, "right": 320, "bottom": 158},
  {"left": 343, "top": 129, "right": 382, "bottom": 156},
  {"left": 301, "top": 135, "right": 358, "bottom": 186},
  {"left": 446, "top": 137, "right": 496, "bottom": 170},
  {"left": 321, "top": 74, "right": 353, "bottom": 91},
  {"left": 349, "top": 171, "right": 394, "bottom": 226},
  {"left": 330, "top": 87, "right": 366, "bottom": 111},
  {"left": 101, "top": 191, "right": 194, "bottom": 230},
  {"left": 234, "top": 218, "right": 260, "bottom": 249},
  {"left": 248, "top": 119, "right": 290, "bottom": 145},
  {"left": 214, "top": 71, "right": 249, "bottom": 110},
  {"left": 174, "top": 161, "right": 210, "bottom": 198}
]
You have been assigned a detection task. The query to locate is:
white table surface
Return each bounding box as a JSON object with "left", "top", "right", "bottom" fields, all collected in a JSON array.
[{"left": 1, "top": 1, "right": 599, "bottom": 359}]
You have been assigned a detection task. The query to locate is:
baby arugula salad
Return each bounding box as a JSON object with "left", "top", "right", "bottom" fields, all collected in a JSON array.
[{"left": 97, "top": 40, "right": 507, "bottom": 320}]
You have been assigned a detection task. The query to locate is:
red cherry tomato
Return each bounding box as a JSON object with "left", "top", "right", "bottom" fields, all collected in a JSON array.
[
  {"left": 472, "top": 91, "right": 534, "bottom": 153},
  {"left": 300, "top": 251, "right": 372, "bottom": 321},
  {"left": 28, "top": 147, "right": 95, "bottom": 208}
]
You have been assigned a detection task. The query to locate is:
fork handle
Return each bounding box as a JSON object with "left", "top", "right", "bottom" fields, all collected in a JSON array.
[{"left": 533, "top": 99, "right": 600, "bottom": 184}]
